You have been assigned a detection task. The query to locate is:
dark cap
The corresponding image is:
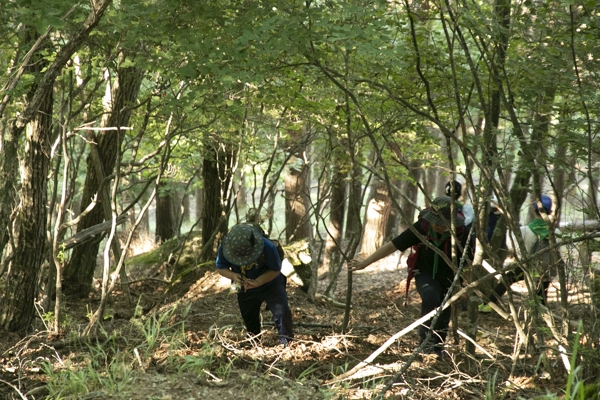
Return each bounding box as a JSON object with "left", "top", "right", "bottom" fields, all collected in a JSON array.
[
  {"left": 222, "top": 224, "right": 264, "bottom": 266},
  {"left": 445, "top": 180, "right": 462, "bottom": 200},
  {"left": 533, "top": 195, "right": 552, "bottom": 214},
  {"left": 422, "top": 196, "right": 465, "bottom": 227}
]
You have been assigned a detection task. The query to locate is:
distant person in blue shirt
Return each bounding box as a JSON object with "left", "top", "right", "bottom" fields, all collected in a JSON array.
[{"left": 216, "top": 223, "right": 293, "bottom": 345}]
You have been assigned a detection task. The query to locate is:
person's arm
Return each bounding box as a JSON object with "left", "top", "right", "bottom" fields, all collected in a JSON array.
[
  {"left": 243, "top": 270, "right": 279, "bottom": 290},
  {"left": 217, "top": 268, "right": 243, "bottom": 285},
  {"left": 348, "top": 241, "right": 398, "bottom": 271},
  {"left": 242, "top": 240, "right": 282, "bottom": 289}
]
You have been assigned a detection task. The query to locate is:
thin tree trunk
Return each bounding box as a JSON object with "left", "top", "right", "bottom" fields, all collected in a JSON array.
[
  {"left": 284, "top": 130, "right": 311, "bottom": 242},
  {"left": 322, "top": 159, "right": 347, "bottom": 297},
  {"left": 63, "top": 61, "right": 143, "bottom": 298},
  {"left": 460, "top": 0, "right": 512, "bottom": 354},
  {"left": 155, "top": 181, "right": 176, "bottom": 243}
]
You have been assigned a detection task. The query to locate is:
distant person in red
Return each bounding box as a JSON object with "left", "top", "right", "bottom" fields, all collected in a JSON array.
[
  {"left": 216, "top": 224, "right": 293, "bottom": 346},
  {"left": 349, "top": 196, "right": 470, "bottom": 358}
]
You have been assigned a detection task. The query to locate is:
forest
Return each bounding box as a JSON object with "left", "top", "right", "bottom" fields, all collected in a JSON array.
[{"left": 1, "top": 0, "right": 599, "bottom": 399}]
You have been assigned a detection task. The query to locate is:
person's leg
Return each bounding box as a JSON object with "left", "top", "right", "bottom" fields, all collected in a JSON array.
[
  {"left": 264, "top": 275, "right": 294, "bottom": 344},
  {"left": 237, "top": 291, "right": 265, "bottom": 336},
  {"left": 491, "top": 265, "right": 525, "bottom": 303},
  {"left": 415, "top": 273, "right": 449, "bottom": 352},
  {"left": 536, "top": 280, "right": 551, "bottom": 306}
]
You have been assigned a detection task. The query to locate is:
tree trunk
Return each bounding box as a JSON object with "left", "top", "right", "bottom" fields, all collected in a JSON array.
[
  {"left": 359, "top": 179, "right": 391, "bottom": 256},
  {"left": 62, "top": 61, "right": 143, "bottom": 298},
  {"left": 266, "top": 182, "right": 277, "bottom": 237},
  {"left": 400, "top": 160, "right": 422, "bottom": 225},
  {"left": 462, "top": 0, "right": 512, "bottom": 354},
  {"left": 137, "top": 188, "right": 151, "bottom": 238},
  {"left": 181, "top": 187, "right": 190, "bottom": 226},
  {"left": 201, "top": 143, "right": 235, "bottom": 261},
  {"left": 284, "top": 132, "right": 312, "bottom": 242},
  {"left": 155, "top": 182, "right": 176, "bottom": 243},
  {"left": 195, "top": 184, "right": 203, "bottom": 226},
  {"left": 0, "top": 121, "right": 19, "bottom": 260},
  {"left": 322, "top": 159, "right": 347, "bottom": 297},
  {"left": 345, "top": 164, "right": 362, "bottom": 240},
  {"left": 0, "top": 68, "right": 53, "bottom": 333},
  {"left": 384, "top": 142, "right": 404, "bottom": 239}
]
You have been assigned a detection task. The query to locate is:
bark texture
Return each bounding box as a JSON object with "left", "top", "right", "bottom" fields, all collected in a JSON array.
[
  {"left": 284, "top": 155, "right": 311, "bottom": 242},
  {"left": 201, "top": 143, "right": 234, "bottom": 261},
  {"left": 0, "top": 77, "right": 53, "bottom": 332},
  {"left": 359, "top": 179, "right": 391, "bottom": 256},
  {"left": 63, "top": 63, "right": 143, "bottom": 297},
  {"left": 155, "top": 182, "right": 177, "bottom": 243}
]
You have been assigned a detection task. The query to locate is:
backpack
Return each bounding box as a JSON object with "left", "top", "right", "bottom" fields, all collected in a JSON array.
[
  {"left": 404, "top": 207, "right": 465, "bottom": 306},
  {"left": 250, "top": 223, "right": 285, "bottom": 261},
  {"left": 270, "top": 237, "right": 286, "bottom": 261}
]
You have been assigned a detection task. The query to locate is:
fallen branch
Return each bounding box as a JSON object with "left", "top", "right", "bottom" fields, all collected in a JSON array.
[
  {"left": 329, "top": 262, "right": 500, "bottom": 384},
  {"left": 262, "top": 321, "right": 381, "bottom": 331},
  {"left": 59, "top": 214, "right": 128, "bottom": 251},
  {"left": 0, "top": 378, "right": 27, "bottom": 400},
  {"left": 313, "top": 293, "right": 348, "bottom": 308},
  {"left": 456, "top": 329, "right": 494, "bottom": 360},
  {"left": 328, "top": 307, "right": 439, "bottom": 383}
]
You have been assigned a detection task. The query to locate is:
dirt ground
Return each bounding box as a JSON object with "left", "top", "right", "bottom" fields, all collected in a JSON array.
[{"left": 0, "top": 250, "right": 588, "bottom": 400}]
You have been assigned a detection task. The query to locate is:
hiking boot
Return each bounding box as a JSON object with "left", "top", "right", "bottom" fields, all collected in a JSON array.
[{"left": 478, "top": 304, "right": 493, "bottom": 314}]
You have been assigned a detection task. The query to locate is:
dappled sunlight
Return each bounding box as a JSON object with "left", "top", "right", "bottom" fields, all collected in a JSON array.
[
  {"left": 126, "top": 231, "right": 158, "bottom": 257},
  {"left": 178, "top": 271, "right": 232, "bottom": 302},
  {"left": 2, "top": 234, "right": 598, "bottom": 399}
]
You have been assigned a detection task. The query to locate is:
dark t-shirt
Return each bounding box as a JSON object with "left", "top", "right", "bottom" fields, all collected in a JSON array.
[
  {"left": 391, "top": 221, "right": 468, "bottom": 288},
  {"left": 216, "top": 238, "right": 282, "bottom": 292}
]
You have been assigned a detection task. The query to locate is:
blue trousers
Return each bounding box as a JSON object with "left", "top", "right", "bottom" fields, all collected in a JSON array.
[
  {"left": 414, "top": 272, "right": 452, "bottom": 350},
  {"left": 237, "top": 274, "right": 294, "bottom": 342}
]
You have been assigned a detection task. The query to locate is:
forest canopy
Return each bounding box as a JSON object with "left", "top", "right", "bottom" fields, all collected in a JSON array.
[{"left": 1, "top": 0, "right": 599, "bottom": 399}]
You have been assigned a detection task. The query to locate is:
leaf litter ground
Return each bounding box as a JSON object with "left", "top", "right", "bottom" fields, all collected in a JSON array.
[{"left": 0, "top": 249, "right": 578, "bottom": 399}]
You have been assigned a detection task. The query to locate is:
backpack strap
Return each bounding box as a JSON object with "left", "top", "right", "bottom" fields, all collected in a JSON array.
[
  {"left": 405, "top": 245, "right": 419, "bottom": 306},
  {"left": 404, "top": 212, "right": 464, "bottom": 306},
  {"left": 404, "top": 216, "right": 430, "bottom": 306}
]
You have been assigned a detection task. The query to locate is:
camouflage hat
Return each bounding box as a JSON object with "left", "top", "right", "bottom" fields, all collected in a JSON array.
[
  {"left": 422, "top": 196, "right": 465, "bottom": 227},
  {"left": 222, "top": 224, "right": 264, "bottom": 266}
]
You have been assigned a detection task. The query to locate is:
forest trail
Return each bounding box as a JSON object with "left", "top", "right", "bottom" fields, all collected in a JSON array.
[{"left": 0, "top": 250, "right": 579, "bottom": 399}]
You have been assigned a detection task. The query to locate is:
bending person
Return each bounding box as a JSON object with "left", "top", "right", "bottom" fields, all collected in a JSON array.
[
  {"left": 349, "top": 196, "right": 469, "bottom": 358},
  {"left": 216, "top": 223, "right": 294, "bottom": 346}
]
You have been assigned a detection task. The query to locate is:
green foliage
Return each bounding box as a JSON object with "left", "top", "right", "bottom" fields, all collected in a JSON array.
[
  {"left": 485, "top": 369, "right": 505, "bottom": 400},
  {"left": 3, "top": 0, "right": 600, "bottom": 396},
  {"left": 42, "top": 342, "right": 136, "bottom": 398},
  {"left": 177, "top": 339, "right": 234, "bottom": 380},
  {"left": 130, "top": 303, "right": 189, "bottom": 358}
]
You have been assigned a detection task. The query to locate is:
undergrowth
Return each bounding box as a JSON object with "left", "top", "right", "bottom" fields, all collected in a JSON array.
[{"left": 36, "top": 303, "right": 337, "bottom": 400}]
